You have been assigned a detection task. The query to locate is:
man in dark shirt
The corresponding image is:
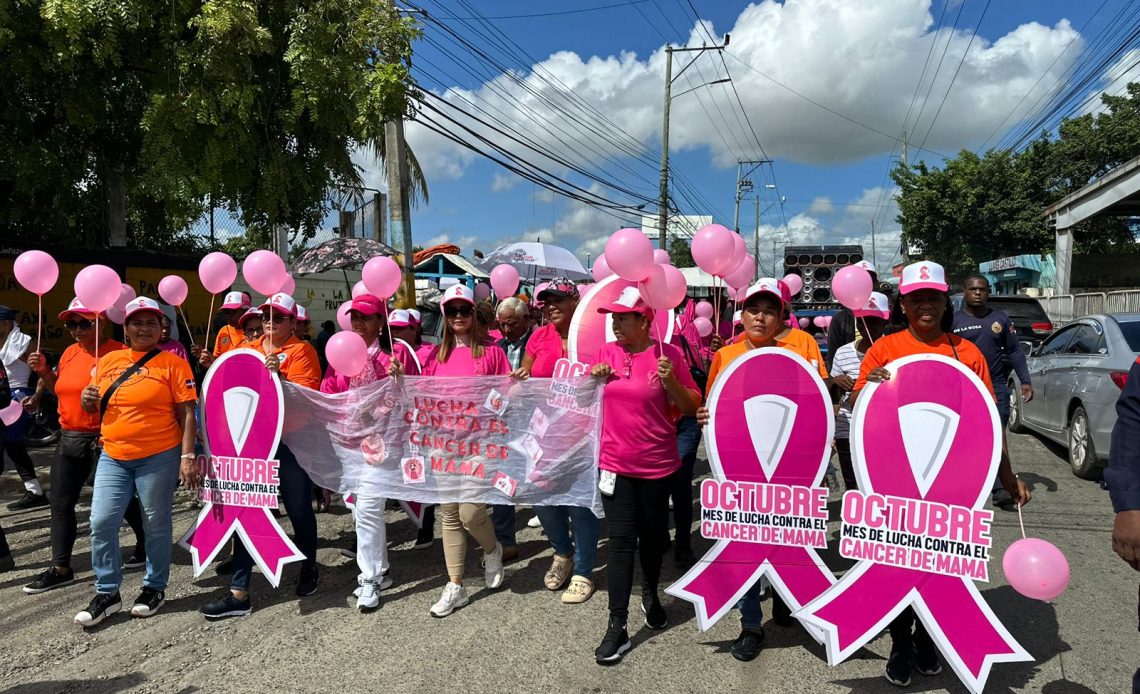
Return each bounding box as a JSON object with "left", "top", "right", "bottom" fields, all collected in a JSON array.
[
  {"left": 1107, "top": 358, "right": 1140, "bottom": 694},
  {"left": 315, "top": 320, "right": 335, "bottom": 374}
]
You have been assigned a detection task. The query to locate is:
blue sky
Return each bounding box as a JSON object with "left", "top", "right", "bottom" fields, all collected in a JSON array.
[{"left": 351, "top": 0, "right": 1134, "bottom": 275}]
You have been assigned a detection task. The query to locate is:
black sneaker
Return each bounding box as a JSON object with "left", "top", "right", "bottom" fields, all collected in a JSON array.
[
  {"left": 296, "top": 565, "right": 319, "bottom": 597},
  {"left": 641, "top": 593, "right": 668, "bottom": 630},
  {"left": 414, "top": 526, "right": 434, "bottom": 549},
  {"left": 130, "top": 588, "right": 166, "bottom": 617},
  {"left": 74, "top": 592, "right": 122, "bottom": 627},
  {"left": 772, "top": 594, "right": 794, "bottom": 626},
  {"left": 24, "top": 567, "right": 75, "bottom": 594},
  {"left": 914, "top": 633, "right": 942, "bottom": 675},
  {"left": 8, "top": 491, "right": 49, "bottom": 511},
  {"left": 730, "top": 628, "right": 766, "bottom": 662},
  {"left": 200, "top": 593, "right": 252, "bottom": 620},
  {"left": 0, "top": 555, "right": 14, "bottom": 573},
  {"left": 594, "top": 617, "right": 632, "bottom": 665},
  {"left": 884, "top": 644, "right": 913, "bottom": 687},
  {"left": 215, "top": 557, "right": 234, "bottom": 575},
  {"left": 123, "top": 549, "right": 146, "bottom": 570}
]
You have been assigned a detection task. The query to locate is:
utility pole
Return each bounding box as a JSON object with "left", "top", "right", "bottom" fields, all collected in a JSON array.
[
  {"left": 870, "top": 218, "right": 878, "bottom": 274},
  {"left": 733, "top": 159, "right": 769, "bottom": 233},
  {"left": 753, "top": 196, "right": 760, "bottom": 277},
  {"left": 386, "top": 0, "right": 414, "bottom": 308}
]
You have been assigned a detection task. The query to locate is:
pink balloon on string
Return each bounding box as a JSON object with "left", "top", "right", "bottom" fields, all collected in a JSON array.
[
  {"left": 474, "top": 282, "right": 492, "bottom": 301},
  {"left": 490, "top": 264, "right": 520, "bottom": 298},
  {"left": 591, "top": 254, "right": 614, "bottom": 282},
  {"left": 199, "top": 252, "right": 238, "bottom": 294},
  {"left": 833, "top": 266, "right": 873, "bottom": 310},
  {"left": 653, "top": 249, "right": 670, "bottom": 265},
  {"left": 243, "top": 250, "right": 288, "bottom": 296},
  {"left": 691, "top": 225, "right": 735, "bottom": 277},
  {"left": 362, "top": 256, "right": 402, "bottom": 299},
  {"left": 605, "top": 228, "right": 655, "bottom": 282},
  {"left": 726, "top": 233, "right": 746, "bottom": 276},
  {"left": 798, "top": 317, "right": 810, "bottom": 328},
  {"left": 533, "top": 282, "right": 550, "bottom": 306},
  {"left": 158, "top": 275, "right": 189, "bottom": 306},
  {"left": 638, "top": 265, "right": 687, "bottom": 310},
  {"left": 325, "top": 331, "right": 368, "bottom": 376},
  {"left": 336, "top": 301, "right": 353, "bottom": 331},
  {"left": 693, "top": 316, "right": 714, "bottom": 338},
  {"left": 113, "top": 284, "right": 136, "bottom": 312},
  {"left": 352, "top": 281, "right": 369, "bottom": 298},
  {"left": 1003, "top": 538, "right": 1070, "bottom": 601},
  {"left": 74, "top": 265, "right": 122, "bottom": 312},
  {"left": 783, "top": 273, "right": 804, "bottom": 297},
  {"left": 279, "top": 275, "right": 296, "bottom": 296},
  {"left": 13, "top": 251, "right": 59, "bottom": 295},
  {"left": 813, "top": 316, "right": 827, "bottom": 328},
  {"left": 724, "top": 255, "right": 755, "bottom": 289},
  {"left": 695, "top": 301, "right": 714, "bottom": 319}
]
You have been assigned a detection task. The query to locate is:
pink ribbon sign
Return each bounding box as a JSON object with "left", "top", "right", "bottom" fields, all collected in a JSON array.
[
  {"left": 179, "top": 349, "right": 305, "bottom": 587},
  {"left": 799, "top": 355, "right": 1030, "bottom": 693},
  {"left": 666, "top": 348, "right": 835, "bottom": 636},
  {"left": 567, "top": 275, "right": 673, "bottom": 364}
]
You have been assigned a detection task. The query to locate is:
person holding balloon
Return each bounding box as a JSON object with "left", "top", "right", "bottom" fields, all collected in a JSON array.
[
  {"left": 422, "top": 284, "right": 510, "bottom": 618},
  {"left": 320, "top": 294, "right": 419, "bottom": 611},
  {"left": 199, "top": 293, "right": 323, "bottom": 620},
  {"left": 197, "top": 291, "right": 252, "bottom": 369},
  {"left": 851, "top": 261, "right": 1031, "bottom": 686},
  {"left": 0, "top": 305, "right": 47, "bottom": 511},
  {"left": 238, "top": 308, "right": 265, "bottom": 345},
  {"left": 0, "top": 357, "right": 15, "bottom": 573}
]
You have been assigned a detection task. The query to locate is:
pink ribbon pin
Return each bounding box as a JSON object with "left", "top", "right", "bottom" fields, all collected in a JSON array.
[
  {"left": 667, "top": 348, "right": 835, "bottom": 635},
  {"left": 179, "top": 349, "right": 305, "bottom": 588},
  {"left": 799, "top": 355, "right": 1030, "bottom": 693}
]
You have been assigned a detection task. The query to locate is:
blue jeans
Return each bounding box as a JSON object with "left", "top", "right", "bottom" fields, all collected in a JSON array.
[
  {"left": 231, "top": 444, "right": 317, "bottom": 592},
  {"left": 90, "top": 445, "right": 181, "bottom": 593},
  {"left": 994, "top": 381, "right": 1011, "bottom": 428},
  {"left": 737, "top": 580, "right": 764, "bottom": 631},
  {"left": 534, "top": 504, "right": 598, "bottom": 578},
  {"left": 492, "top": 505, "right": 516, "bottom": 547}
]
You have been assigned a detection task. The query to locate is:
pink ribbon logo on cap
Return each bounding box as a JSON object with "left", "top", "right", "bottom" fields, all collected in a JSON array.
[
  {"left": 799, "top": 355, "right": 1030, "bottom": 693},
  {"left": 666, "top": 348, "right": 835, "bottom": 636},
  {"left": 179, "top": 348, "right": 305, "bottom": 587}
]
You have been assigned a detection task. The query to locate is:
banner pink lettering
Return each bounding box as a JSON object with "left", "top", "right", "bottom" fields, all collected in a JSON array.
[
  {"left": 666, "top": 348, "right": 835, "bottom": 636},
  {"left": 799, "top": 355, "right": 1031, "bottom": 693},
  {"left": 178, "top": 349, "right": 306, "bottom": 587}
]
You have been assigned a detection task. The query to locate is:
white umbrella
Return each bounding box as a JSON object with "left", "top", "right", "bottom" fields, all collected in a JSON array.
[{"left": 480, "top": 242, "right": 589, "bottom": 280}]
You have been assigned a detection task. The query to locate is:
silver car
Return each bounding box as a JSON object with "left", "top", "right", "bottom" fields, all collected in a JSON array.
[{"left": 1009, "top": 313, "right": 1140, "bottom": 479}]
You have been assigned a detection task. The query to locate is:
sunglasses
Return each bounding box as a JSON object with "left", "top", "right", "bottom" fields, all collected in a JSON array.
[
  {"left": 444, "top": 305, "right": 474, "bottom": 318},
  {"left": 65, "top": 319, "right": 94, "bottom": 330},
  {"left": 269, "top": 313, "right": 291, "bottom": 323}
]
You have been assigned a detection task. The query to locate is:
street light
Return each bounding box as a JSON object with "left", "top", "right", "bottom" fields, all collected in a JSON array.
[{"left": 658, "top": 36, "right": 731, "bottom": 249}]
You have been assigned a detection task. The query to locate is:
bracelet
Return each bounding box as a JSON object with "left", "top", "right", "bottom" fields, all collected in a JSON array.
[{"left": 180, "top": 453, "right": 196, "bottom": 460}]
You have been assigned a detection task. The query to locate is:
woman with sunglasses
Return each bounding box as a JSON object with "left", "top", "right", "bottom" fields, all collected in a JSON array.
[
  {"left": 237, "top": 308, "right": 264, "bottom": 345},
  {"left": 589, "top": 287, "right": 701, "bottom": 665},
  {"left": 22, "top": 299, "right": 149, "bottom": 595},
  {"left": 199, "top": 293, "right": 323, "bottom": 620},
  {"left": 320, "top": 294, "right": 419, "bottom": 611},
  {"left": 852, "top": 261, "right": 1031, "bottom": 687},
  {"left": 422, "top": 284, "right": 510, "bottom": 617}
]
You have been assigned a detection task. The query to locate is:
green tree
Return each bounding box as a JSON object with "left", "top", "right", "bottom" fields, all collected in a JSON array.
[{"left": 668, "top": 236, "right": 695, "bottom": 268}]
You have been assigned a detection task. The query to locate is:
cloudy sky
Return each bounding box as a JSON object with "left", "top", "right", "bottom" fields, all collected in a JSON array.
[{"left": 350, "top": 0, "right": 1137, "bottom": 275}]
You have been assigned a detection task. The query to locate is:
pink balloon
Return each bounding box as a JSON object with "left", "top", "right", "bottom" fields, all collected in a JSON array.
[
  {"left": 652, "top": 249, "right": 670, "bottom": 265},
  {"left": 833, "top": 266, "right": 874, "bottom": 310},
  {"left": 1003, "top": 538, "right": 1070, "bottom": 601},
  {"left": 728, "top": 233, "right": 746, "bottom": 276},
  {"left": 798, "top": 317, "right": 810, "bottom": 328},
  {"left": 325, "top": 330, "right": 368, "bottom": 376},
  {"left": 106, "top": 306, "right": 126, "bottom": 325},
  {"left": 114, "top": 284, "right": 136, "bottom": 312},
  {"left": 591, "top": 254, "right": 614, "bottom": 282},
  {"left": 691, "top": 224, "right": 735, "bottom": 277},
  {"left": 279, "top": 275, "right": 296, "bottom": 296},
  {"left": 533, "top": 282, "right": 550, "bottom": 306},
  {"left": 605, "top": 228, "right": 655, "bottom": 282},
  {"left": 352, "top": 281, "right": 368, "bottom": 298},
  {"left": 0, "top": 401, "right": 22, "bottom": 426},
  {"left": 243, "top": 250, "right": 288, "bottom": 296},
  {"left": 158, "top": 275, "right": 189, "bottom": 306},
  {"left": 638, "top": 265, "right": 687, "bottom": 310},
  {"left": 474, "top": 282, "right": 492, "bottom": 301},
  {"left": 14, "top": 250, "right": 59, "bottom": 296},
  {"left": 695, "top": 301, "right": 714, "bottom": 319},
  {"left": 362, "top": 256, "right": 402, "bottom": 299},
  {"left": 783, "top": 274, "right": 804, "bottom": 297},
  {"left": 813, "top": 316, "right": 827, "bottom": 328},
  {"left": 693, "top": 316, "right": 714, "bottom": 338},
  {"left": 734, "top": 285, "right": 749, "bottom": 302},
  {"left": 490, "top": 264, "right": 520, "bottom": 298},
  {"left": 337, "top": 300, "right": 353, "bottom": 331},
  {"left": 74, "top": 265, "right": 121, "bottom": 313},
  {"left": 724, "top": 255, "right": 755, "bottom": 290},
  {"left": 199, "top": 252, "right": 238, "bottom": 294}
]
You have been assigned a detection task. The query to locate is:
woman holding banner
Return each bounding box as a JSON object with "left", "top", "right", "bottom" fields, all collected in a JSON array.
[
  {"left": 74, "top": 297, "right": 198, "bottom": 627},
  {"left": 695, "top": 278, "right": 827, "bottom": 662},
  {"left": 853, "top": 261, "right": 1031, "bottom": 687},
  {"left": 320, "top": 294, "right": 419, "bottom": 611},
  {"left": 589, "top": 287, "right": 701, "bottom": 665},
  {"left": 510, "top": 278, "right": 600, "bottom": 605},
  {"left": 199, "top": 292, "right": 323, "bottom": 620},
  {"left": 422, "top": 284, "right": 510, "bottom": 618},
  {"left": 22, "top": 299, "right": 149, "bottom": 596}
]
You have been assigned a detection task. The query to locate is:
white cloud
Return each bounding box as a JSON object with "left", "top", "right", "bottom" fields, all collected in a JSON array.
[
  {"left": 491, "top": 173, "right": 520, "bottom": 193},
  {"left": 420, "top": 233, "right": 481, "bottom": 252},
  {"left": 534, "top": 188, "right": 556, "bottom": 204},
  {"left": 808, "top": 196, "right": 835, "bottom": 216}
]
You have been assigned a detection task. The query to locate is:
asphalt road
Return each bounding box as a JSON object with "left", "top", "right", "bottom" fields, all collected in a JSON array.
[{"left": 0, "top": 429, "right": 1134, "bottom": 694}]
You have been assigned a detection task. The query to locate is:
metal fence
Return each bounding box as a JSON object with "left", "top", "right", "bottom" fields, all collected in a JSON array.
[{"left": 1039, "top": 290, "right": 1140, "bottom": 324}]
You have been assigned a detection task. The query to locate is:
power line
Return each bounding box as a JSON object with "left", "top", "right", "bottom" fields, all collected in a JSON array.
[
  {"left": 916, "top": 0, "right": 993, "bottom": 154},
  {"left": 430, "top": 0, "right": 649, "bottom": 20}
]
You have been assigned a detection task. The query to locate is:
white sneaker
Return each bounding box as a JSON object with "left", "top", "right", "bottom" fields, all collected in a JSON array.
[
  {"left": 430, "top": 582, "right": 469, "bottom": 618},
  {"left": 483, "top": 542, "right": 505, "bottom": 589},
  {"left": 356, "top": 580, "right": 380, "bottom": 611},
  {"left": 527, "top": 516, "right": 542, "bottom": 528},
  {"left": 353, "top": 574, "right": 394, "bottom": 596}
]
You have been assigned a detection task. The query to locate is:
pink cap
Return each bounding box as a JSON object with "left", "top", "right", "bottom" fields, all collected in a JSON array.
[
  {"left": 259, "top": 293, "right": 297, "bottom": 318},
  {"left": 221, "top": 291, "right": 251, "bottom": 310},
  {"left": 853, "top": 292, "right": 891, "bottom": 319},
  {"left": 59, "top": 297, "right": 98, "bottom": 321},
  {"left": 388, "top": 309, "right": 412, "bottom": 327},
  {"left": 123, "top": 297, "right": 164, "bottom": 322},
  {"left": 743, "top": 278, "right": 791, "bottom": 307},
  {"left": 238, "top": 308, "right": 263, "bottom": 327},
  {"left": 598, "top": 286, "right": 652, "bottom": 316},
  {"left": 407, "top": 308, "right": 422, "bottom": 325},
  {"left": 295, "top": 304, "right": 309, "bottom": 322},
  {"left": 349, "top": 294, "right": 384, "bottom": 316},
  {"left": 442, "top": 284, "right": 476, "bottom": 307},
  {"left": 899, "top": 261, "right": 949, "bottom": 295}
]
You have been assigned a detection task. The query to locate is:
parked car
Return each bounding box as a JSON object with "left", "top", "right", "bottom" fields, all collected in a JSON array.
[
  {"left": 950, "top": 293, "right": 1054, "bottom": 350},
  {"left": 1009, "top": 313, "right": 1140, "bottom": 478}
]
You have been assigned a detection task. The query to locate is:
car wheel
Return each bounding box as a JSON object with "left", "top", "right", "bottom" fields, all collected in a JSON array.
[
  {"left": 1067, "top": 405, "right": 1101, "bottom": 479},
  {"left": 1007, "top": 380, "right": 1025, "bottom": 434}
]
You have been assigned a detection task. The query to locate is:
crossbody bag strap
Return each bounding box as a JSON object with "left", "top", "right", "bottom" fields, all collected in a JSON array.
[{"left": 100, "top": 349, "right": 162, "bottom": 417}]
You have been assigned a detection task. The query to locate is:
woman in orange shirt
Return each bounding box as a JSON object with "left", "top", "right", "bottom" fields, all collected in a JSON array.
[
  {"left": 73, "top": 297, "right": 198, "bottom": 627},
  {"left": 22, "top": 299, "right": 148, "bottom": 595},
  {"left": 199, "top": 293, "right": 322, "bottom": 620}
]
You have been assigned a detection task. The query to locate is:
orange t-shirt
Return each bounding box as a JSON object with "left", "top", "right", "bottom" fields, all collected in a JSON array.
[
  {"left": 213, "top": 324, "right": 244, "bottom": 356},
  {"left": 853, "top": 330, "right": 994, "bottom": 396},
  {"left": 96, "top": 349, "right": 197, "bottom": 460},
  {"left": 707, "top": 327, "right": 828, "bottom": 389},
  {"left": 250, "top": 335, "right": 320, "bottom": 389},
  {"left": 55, "top": 340, "right": 126, "bottom": 433}
]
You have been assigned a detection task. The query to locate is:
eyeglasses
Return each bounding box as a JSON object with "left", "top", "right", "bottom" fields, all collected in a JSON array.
[
  {"left": 444, "top": 305, "right": 474, "bottom": 318},
  {"left": 65, "top": 319, "right": 94, "bottom": 330},
  {"left": 269, "top": 313, "right": 291, "bottom": 323}
]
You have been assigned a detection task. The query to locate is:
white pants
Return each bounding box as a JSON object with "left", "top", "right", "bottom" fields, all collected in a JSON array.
[{"left": 353, "top": 494, "right": 389, "bottom": 582}]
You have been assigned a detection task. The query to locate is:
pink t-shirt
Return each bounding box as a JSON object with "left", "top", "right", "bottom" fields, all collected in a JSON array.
[
  {"left": 423, "top": 342, "right": 510, "bottom": 377},
  {"left": 525, "top": 323, "right": 567, "bottom": 378},
  {"left": 158, "top": 339, "right": 189, "bottom": 362},
  {"left": 594, "top": 341, "right": 699, "bottom": 479},
  {"left": 416, "top": 343, "right": 434, "bottom": 364},
  {"left": 320, "top": 341, "right": 420, "bottom": 394}
]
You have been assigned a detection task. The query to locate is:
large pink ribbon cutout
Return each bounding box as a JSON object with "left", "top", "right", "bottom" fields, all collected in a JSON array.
[
  {"left": 666, "top": 348, "right": 836, "bottom": 637},
  {"left": 799, "top": 355, "right": 1031, "bottom": 694},
  {"left": 179, "top": 349, "right": 305, "bottom": 588}
]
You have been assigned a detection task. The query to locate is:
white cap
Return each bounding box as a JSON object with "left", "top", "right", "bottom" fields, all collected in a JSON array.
[
  {"left": 221, "top": 291, "right": 251, "bottom": 310},
  {"left": 407, "top": 308, "right": 422, "bottom": 324},
  {"left": 732, "top": 310, "right": 742, "bottom": 325},
  {"left": 899, "top": 261, "right": 949, "bottom": 295},
  {"left": 124, "top": 297, "right": 164, "bottom": 322},
  {"left": 598, "top": 286, "right": 651, "bottom": 316},
  {"left": 853, "top": 260, "right": 877, "bottom": 275},
  {"left": 388, "top": 309, "right": 412, "bottom": 327},
  {"left": 295, "top": 304, "right": 309, "bottom": 322},
  {"left": 59, "top": 297, "right": 97, "bottom": 321},
  {"left": 854, "top": 291, "right": 891, "bottom": 319},
  {"left": 743, "top": 277, "right": 790, "bottom": 306},
  {"left": 441, "top": 284, "right": 475, "bottom": 306},
  {"left": 259, "top": 293, "right": 297, "bottom": 317}
]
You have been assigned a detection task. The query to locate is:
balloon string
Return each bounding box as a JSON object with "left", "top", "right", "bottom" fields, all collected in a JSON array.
[
  {"left": 265, "top": 304, "right": 273, "bottom": 356},
  {"left": 92, "top": 314, "right": 100, "bottom": 386},
  {"left": 1016, "top": 494, "right": 1026, "bottom": 539},
  {"left": 202, "top": 293, "right": 216, "bottom": 355},
  {"left": 859, "top": 315, "right": 875, "bottom": 345},
  {"left": 36, "top": 295, "right": 42, "bottom": 355},
  {"left": 177, "top": 305, "right": 196, "bottom": 349}
]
